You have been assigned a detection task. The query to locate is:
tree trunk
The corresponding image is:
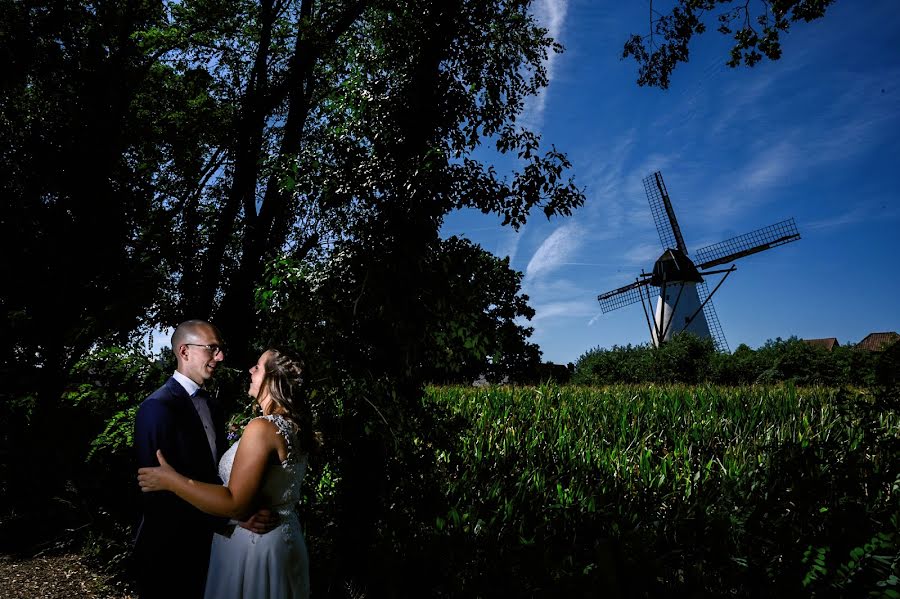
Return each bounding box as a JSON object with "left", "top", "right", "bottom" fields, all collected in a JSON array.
[{"left": 189, "top": 0, "right": 276, "bottom": 320}]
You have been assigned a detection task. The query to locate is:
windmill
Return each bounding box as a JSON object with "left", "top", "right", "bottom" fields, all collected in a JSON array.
[{"left": 597, "top": 171, "right": 801, "bottom": 352}]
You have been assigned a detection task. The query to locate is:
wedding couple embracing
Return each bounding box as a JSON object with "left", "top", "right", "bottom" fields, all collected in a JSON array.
[{"left": 133, "top": 319, "right": 317, "bottom": 599}]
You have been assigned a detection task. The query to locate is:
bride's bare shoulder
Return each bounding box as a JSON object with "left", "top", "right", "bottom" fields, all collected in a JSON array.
[{"left": 239, "top": 417, "right": 281, "bottom": 443}]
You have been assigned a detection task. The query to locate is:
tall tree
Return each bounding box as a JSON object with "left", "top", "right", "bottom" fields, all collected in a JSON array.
[
  {"left": 0, "top": 0, "right": 231, "bottom": 512},
  {"left": 130, "top": 0, "right": 581, "bottom": 362},
  {"left": 0, "top": 0, "right": 225, "bottom": 403},
  {"left": 134, "top": 0, "right": 372, "bottom": 355},
  {"left": 210, "top": 1, "right": 583, "bottom": 591}
]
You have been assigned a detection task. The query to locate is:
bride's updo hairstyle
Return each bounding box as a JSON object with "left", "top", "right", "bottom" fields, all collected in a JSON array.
[{"left": 260, "top": 347, "right": 319, "bottom": 454}]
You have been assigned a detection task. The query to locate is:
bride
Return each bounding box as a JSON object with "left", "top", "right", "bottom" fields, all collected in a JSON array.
[{"left": 138, "top": 347, "right": 316, "bottom": 599}]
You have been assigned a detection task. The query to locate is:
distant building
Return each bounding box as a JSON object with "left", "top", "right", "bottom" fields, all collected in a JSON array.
[
  {"left": 803, "top": 337, "right": 840, "bottom": 352},
  {"left": 856, "top": 332, "right": 900, "bottom": 352},
  {"left": 532, "top": 362, "right": 575, "bottom": 384}
]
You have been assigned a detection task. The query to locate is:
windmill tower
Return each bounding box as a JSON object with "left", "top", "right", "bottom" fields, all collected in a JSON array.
[{"left": 597, "top": 171, "right": 801, "bottom": 352}]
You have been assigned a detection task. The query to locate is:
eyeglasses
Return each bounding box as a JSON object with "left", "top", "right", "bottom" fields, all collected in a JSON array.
[{"left": 184, "top": 343, "right": 225, "bottom": 356}]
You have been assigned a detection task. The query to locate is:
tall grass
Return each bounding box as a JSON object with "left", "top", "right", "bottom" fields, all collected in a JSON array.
[{"left": 423, "top": 384, "right": 900, "bottom": 597}]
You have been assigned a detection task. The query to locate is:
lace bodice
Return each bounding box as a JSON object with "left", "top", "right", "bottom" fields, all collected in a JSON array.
[
  {"left": 207, "top": 413, "right": 311, "bottom": 599},
  {"left": 218, "top": 414, "right": 308, "bottom": 517}
]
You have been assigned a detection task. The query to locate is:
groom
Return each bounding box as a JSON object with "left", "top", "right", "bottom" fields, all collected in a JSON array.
[{"left": 133, "top": 320, "right": 271, "bottom": 598}]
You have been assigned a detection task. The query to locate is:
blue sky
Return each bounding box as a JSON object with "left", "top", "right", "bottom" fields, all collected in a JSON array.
[{"left": 441, "top": 0, "right": 900, "bottom": 365}]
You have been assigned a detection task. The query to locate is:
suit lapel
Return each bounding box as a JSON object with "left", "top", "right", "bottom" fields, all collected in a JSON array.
[
  {"left": 166, "top": 377, "right": 212, "bottom": 456},
  {"left": 165, "top": 377, "right": 226, "bottom": 468}
]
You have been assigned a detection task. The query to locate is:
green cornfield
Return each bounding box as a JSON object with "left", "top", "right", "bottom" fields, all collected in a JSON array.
[{"left": 420, "top": 384, "right": 900, "bottom": 597}]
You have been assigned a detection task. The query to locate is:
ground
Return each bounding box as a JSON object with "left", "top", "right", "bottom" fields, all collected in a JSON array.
[{"left": 0, "top": 553, "right": 133, "bottom": 599}]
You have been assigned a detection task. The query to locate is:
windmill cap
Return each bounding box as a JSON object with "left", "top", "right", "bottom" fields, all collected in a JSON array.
[{"left": 652, "top": 248, "right": 703, "bottom": 285}]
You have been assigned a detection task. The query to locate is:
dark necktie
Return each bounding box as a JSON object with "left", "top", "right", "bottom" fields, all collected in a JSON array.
[{"left": 191, "top": 389, "right": 218, "bottom": 463}]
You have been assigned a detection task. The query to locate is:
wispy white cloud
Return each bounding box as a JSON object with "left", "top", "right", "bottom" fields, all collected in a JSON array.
[
  {"left": 580, "top": 129, "right": 637, "bottom": 204},
  {"left": 525, "top": 275, "right": 595, "bottom": 300},
  {"left": 531, "top": 299, "right": 597, "bottom": 322},
  {"left": 525, "top": 222, "right": 583, "bottom": 280},
  {"left": 622, "top": 241, "right": 660, "bottom": 265},
  {"left": 807, "top": 201, "right": 900, "bottom": 232},
  {"left": 577, "top": 130, "right": 675, "bottom": 241},
  {"left": 632, "top": 153, "right": 681, "bottom": 188},
  {"left": 810, "top": 95, "right": 899, "bottom": 163},
  {"left": 494, "top": 227, "right": 523, "bottom": 264},
  {"left": 695, "top": 71, "right": 900, "bottom": 225},
  {"left": 806, "top": 209, "right": 868, "bottom": 232},
  {"left": 522, "top": 0, "right": 569, "bottom": 129},
  {"left": 742, "top": 142, "right": 796, "bottom": 190},
  {"left": 591, "top": 135, "right": 635, "bottom": 188},
  {"left": 707, "top": 70, "right": 787, "bottom": 138},
  {"left": 651, "top": 57, "right": 731, "bottom": 136}
]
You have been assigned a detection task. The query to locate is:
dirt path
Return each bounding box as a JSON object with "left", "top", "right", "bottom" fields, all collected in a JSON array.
[{"left": 0, "top": 553, "right": 134, "bottom": 599}]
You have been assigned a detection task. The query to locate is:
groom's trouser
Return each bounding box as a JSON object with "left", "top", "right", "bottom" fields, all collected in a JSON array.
[{"left": 134, "top": 527, "right": 211, "bottom": 599}]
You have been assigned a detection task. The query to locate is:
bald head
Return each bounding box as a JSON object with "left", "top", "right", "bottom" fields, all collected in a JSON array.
[
  {"left": 172, "top": 320, "right": 225, "bottom": 384},
  {"left": 172, "top": 320, "right": 219, "bottom": 351}
]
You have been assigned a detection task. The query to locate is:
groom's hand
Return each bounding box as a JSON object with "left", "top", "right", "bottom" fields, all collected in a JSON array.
[{"left": 238, "top": 509, "right": 278, "bottom": 534}]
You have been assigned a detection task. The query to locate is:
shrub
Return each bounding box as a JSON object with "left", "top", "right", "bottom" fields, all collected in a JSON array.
[{"left": 574, "top": 335, "right": 882, "bottom": 387}]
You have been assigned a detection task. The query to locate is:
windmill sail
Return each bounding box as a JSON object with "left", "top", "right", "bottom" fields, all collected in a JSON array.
[
  {"left": 644, "top": 171, "right": 688, "bottom": 253},
  {"left": 695, "top": 218, "right": 800, "bottom": 270},
  {"left": 696, "top": 282, "right": 729, "bottom": 353},
  {"left": 597, "top": 279, "right": 652, "bottom": 313}
]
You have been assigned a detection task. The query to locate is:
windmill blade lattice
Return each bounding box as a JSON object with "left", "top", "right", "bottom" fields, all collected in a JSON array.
[
  {"left": 644, "top": 171, "right": 688, "bottom": 253},
  {"left": 695, "top": 218, "right": 800, "bottom": 269},
  {"left": 696, "top": 282, "right": 729, "bottom": 353},
  {"left": 596, "top": 169, "right": 800, "bottom": 353},
  {"left": 597, "top": 280, "right": 651, "bottom": 313}
]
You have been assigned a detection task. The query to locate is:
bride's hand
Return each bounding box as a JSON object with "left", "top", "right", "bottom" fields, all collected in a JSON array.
[{"left": 138, "top": 449, "right": 180, "bottom": 492}]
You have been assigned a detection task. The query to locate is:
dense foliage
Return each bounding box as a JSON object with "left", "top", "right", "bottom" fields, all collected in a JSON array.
[
  {"left": 256, "top": 235, "right": 542, "bottom": 388},
  {"left": 41, "top": 350, "right": 900, "bottom": 596},
  {"left": 573, "top": 334, "right": 891, "bottom": 387}
]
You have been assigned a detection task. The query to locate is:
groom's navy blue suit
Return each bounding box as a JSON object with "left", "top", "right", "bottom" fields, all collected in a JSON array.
[{"left": 134, "top": 377, "right": 228, "bottom": 598}]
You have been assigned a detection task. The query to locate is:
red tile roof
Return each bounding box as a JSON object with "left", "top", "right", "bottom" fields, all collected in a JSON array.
[
  {"left": 856, "top": 332, "right": 900, "bottom": 351},
  {"left": 803, "top": 337, "right": 840, "bottom": 351}
]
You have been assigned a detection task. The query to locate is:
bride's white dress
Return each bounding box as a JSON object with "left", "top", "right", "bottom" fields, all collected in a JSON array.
[{"left": 204, "top": 414, "right": 309, "bottom": 599}]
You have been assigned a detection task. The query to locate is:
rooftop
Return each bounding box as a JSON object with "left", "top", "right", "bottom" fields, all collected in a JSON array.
[
  {"left": 803, "top": 337, "right": 840, "bottom": 351},
  {"left": 856, "top": 332, "right": 899, "bottom": 352}
]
